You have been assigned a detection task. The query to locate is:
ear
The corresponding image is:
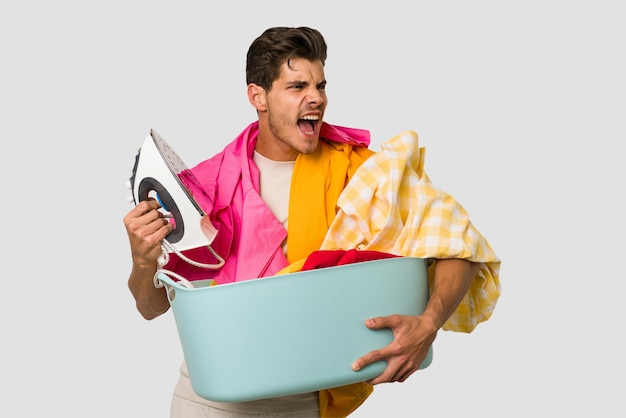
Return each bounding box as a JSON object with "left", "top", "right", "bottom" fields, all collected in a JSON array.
[{"left": 247, "top": 84, "right": 267, "bottom": 111}]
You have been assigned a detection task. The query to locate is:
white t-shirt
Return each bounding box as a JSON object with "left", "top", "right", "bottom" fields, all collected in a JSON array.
[{"left": 253, "top": 150, "right": 294, "bottom": 254}]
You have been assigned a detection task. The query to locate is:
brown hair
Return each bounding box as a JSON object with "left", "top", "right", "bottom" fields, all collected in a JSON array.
[{"left": 246, "top": 27, "right": 327, "bottom": 91}]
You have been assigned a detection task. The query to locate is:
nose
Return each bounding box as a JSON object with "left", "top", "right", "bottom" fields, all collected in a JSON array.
[{"left": 306, "top": 87, "right": 325, "bottom": 106}]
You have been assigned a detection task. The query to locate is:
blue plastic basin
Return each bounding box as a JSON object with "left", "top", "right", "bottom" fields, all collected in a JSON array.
[{"left": 158, "top": 256, "right": 432, "bottom": 402}]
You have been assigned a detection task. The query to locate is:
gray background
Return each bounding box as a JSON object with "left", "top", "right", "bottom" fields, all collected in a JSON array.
[{"left": 2, "top": 1, "right": 624, "bottom": 417}]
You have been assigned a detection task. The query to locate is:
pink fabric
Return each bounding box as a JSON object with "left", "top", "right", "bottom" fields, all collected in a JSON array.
[{"left": 165, "top": 121, "right": 371, "bottom": 284}]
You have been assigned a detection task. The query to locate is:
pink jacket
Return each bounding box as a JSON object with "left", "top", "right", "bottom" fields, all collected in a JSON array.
[{"left": 166, "top": 121, "right": 370, "bottom": 284}]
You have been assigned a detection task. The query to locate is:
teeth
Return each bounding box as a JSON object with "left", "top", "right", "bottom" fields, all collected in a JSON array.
[{"left": 301, "top": 115, "right": 319, "bottom": 120}]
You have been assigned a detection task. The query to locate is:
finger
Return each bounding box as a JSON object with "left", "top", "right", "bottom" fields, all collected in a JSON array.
[
  {"left": 367, "top": 357, "right": 416, "bottom": 385},
  {"left": 364, "top": 314, "right": 400, "bottom": 330},
  {"left": 396, "top": 368, "right": 414, "bottom": 383},
  {"left": 352, "top": 338, "right": 403, "bottom": 372},
  {"left": 128, "top": 213, "right": 172, "bottom": 247},
  {"left": 125, "top": 200, "right": 160, "bottom": 226},
  {"left": 134, "top": 201, "right": 171, "bottom": 227},
  {"left": 134, "top": 198, "right": 162, "bottom": 214},
  {"left": 388, "top": 357, "right": 415, "bottom": 383},
  {"left": 147, "top": 216, "right": 174, "bottom": 236},
  {"left": 352, "top": 347, "right": 386, "bottom": 372},
  {"left": 366, "top": 358, "right": 402, "bottom": 385}
]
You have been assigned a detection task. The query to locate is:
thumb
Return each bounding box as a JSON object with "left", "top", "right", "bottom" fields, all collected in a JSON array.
[{"left": 365, "top": 315, "right": 396, "bottom": 330}]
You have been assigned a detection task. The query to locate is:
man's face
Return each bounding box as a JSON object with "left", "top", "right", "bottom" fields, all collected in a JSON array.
[{"left": 255, "top": 58, "right": 327, "bottom": 161}]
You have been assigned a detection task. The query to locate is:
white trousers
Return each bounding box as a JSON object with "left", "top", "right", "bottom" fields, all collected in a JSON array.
[{"left": 170, "top": 361, "right": 320, "bottom": 417}]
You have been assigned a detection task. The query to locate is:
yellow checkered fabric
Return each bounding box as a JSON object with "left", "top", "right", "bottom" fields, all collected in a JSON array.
[{"left": 320, "top": 130, "right": 501, "bottom": 332}]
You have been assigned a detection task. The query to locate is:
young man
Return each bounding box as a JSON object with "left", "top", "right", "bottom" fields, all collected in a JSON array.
[{"left": 123, "top": 26, "right": 499, "bottom": 417}]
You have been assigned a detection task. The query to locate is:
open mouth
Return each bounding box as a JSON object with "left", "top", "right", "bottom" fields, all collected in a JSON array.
[{"left": 297, "top": 114, "right": 320, "bottom": 136}]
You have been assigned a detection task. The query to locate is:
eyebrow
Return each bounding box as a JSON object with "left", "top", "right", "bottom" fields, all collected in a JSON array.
[{"left": 285, "top": 79, "right": 327, "bottom": 87}]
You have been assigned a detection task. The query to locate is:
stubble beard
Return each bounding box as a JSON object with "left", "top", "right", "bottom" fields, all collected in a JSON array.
[{"left": 268, "top": 112, "right": 318, "bottom": 156}]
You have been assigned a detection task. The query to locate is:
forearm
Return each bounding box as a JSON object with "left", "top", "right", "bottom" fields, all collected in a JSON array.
[
  {"left": 422, "top": 258, "right": 480, "bottom": 329},
  {"left": 128, "top": 263, "right": 170, "bottom": 320}
]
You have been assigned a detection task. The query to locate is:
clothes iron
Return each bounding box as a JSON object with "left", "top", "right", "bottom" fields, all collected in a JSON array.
[{"left": 128, "top": 129, "right": 224, "bottom": 285}]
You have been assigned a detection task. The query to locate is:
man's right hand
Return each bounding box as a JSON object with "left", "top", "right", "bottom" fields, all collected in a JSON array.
[
  {"left": 124, "top": 198, "right": 173, "bottom": 319},
  {"left": 124, "top": 199, "right": 173, "bottom": 269}
]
